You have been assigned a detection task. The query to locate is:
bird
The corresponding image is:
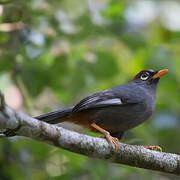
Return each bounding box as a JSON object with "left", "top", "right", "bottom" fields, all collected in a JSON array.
[{"left": 35, "top": 69, "right": 168, "bottom": 150}]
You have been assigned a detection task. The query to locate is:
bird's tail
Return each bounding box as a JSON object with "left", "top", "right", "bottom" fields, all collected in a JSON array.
[{"left": 35, "top": 107, "right": 73, "bottom": 124}]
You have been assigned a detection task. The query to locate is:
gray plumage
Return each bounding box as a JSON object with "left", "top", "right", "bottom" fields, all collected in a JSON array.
[{"left": 35, "top": 69, "right": 166, "bottom": 140}]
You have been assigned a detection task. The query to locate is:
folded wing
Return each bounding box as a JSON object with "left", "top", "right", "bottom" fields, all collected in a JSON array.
[{"left": 72, "top": 90, "right": 123, "bottom": 113}]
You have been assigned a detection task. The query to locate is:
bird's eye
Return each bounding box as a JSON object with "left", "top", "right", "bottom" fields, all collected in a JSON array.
[{"left": 140, "top": 73, "right": 149, "bottom": 81}]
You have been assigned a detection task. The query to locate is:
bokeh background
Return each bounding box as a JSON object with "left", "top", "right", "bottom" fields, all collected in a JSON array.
[{"left": 0, "top": 0, "right": 180, "bottom": 179}]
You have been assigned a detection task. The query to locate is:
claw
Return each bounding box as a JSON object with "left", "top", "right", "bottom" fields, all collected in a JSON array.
[
  {"left": 111, "top": 137, "right": 119, "bottom": 151},
  {"left": 98, "top": 134, "right": 119, "bottom": 151},
  {"left": 91, "top": 123, "right": 120, "bottom": 151},
  {"left": 143, "top": 145, "right": 162, "bottom": 152}
]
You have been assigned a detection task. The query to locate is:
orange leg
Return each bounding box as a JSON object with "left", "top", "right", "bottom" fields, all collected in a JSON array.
[{"left": 90, "top": 123, "right": 119, "bottom": 151}]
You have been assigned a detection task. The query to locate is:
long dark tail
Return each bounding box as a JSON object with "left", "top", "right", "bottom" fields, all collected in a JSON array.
[{"left": 35, "top": 107, "right": 73, "bottom": 124}]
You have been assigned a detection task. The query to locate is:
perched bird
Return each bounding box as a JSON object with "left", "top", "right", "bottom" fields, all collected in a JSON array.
[{"left": 35, "top": 69, "right": 168, "bottom": 150}]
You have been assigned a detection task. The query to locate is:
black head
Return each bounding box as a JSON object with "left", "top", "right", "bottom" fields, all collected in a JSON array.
[{"left": 133, "top": 69, "right": 168, "bottom": 85}]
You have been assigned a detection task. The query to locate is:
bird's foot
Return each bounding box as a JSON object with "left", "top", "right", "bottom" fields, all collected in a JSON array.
[
  {"left": 90, "top": 123, "right": 119, "bottom": 151},
  {"left": 143, "top": 145, "right": 162, "bottom": 152},
  {"left": 98, "top": 134, "right": 119, "bottom": 151}
]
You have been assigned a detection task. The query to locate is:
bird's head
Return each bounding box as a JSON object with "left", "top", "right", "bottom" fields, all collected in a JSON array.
[{"left": 133, "top": 69, "right": 168, "bottom": 86}]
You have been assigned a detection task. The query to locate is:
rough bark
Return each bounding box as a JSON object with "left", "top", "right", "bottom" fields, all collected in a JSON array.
[{"left": 0, "top": 93, "right": 179, "bottom": 175}]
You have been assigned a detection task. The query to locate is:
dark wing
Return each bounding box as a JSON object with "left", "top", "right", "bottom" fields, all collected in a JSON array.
[{"left": 72, "top": 89, "right": 123, "bottom": 113}]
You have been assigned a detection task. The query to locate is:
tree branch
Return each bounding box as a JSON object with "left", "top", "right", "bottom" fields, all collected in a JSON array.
[{"left": 0, "top": 93, "right": 179, "bottom": 175}]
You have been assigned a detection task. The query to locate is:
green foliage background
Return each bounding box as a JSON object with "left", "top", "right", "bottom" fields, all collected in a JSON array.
[{"left": 0, "top": 0, "right": 180, "bottom": 179}]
